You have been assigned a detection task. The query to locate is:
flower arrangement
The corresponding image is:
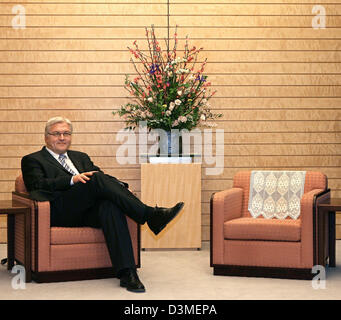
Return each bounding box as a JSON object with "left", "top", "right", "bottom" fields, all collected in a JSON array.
[{"left": 113, "top": 25, "right": 222, "bottom": 131}]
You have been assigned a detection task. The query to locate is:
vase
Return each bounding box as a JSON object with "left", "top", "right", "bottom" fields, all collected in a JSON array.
[{"left": 159, "top": 130, "right": 182, "bottom": 156}]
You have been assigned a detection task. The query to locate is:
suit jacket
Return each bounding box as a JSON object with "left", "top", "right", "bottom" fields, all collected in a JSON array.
[{"left": 21, "top": 146, "right": 128, "bottom": 201}]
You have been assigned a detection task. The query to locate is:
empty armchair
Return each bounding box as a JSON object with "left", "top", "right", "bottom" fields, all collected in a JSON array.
[
  {"left": 210, "top": 171, "right": 330, "bottom": 279},
  {"left": 11, "top": 174, "right": 140, "bottom": 283}
]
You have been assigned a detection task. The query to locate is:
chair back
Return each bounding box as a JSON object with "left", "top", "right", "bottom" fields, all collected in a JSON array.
[
  {"left": 15, "top": 174, "right": 28, "bottom": 194},
  {"left": 233, "top": 171, "right": 327, "bottom": 218}
]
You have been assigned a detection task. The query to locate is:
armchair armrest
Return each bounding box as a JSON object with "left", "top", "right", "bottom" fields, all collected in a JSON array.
[
  {"left": 210, "top": 188, "right": 243, "bottom": 266},
  {"left": 12, "top": 191, "right": 51, "bottom": 272},
  {"left": 300, "top": 188, "right": 330, "bottom": 268}
]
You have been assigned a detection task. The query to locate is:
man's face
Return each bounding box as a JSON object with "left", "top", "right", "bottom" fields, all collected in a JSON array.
[{"left": 45, "top": 122, "right": 72, "bottom": 154}]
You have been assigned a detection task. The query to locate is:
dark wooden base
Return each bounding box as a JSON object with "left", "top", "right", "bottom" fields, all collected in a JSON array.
[
  {"left": 213, "top": 265, "right": 314, "bottom": 280},
  {"left": 31, "top": 267, "right": 117, "bottom": 283},
  {"left": 14, "top": 256, "right": 140, "bottom": 283}
]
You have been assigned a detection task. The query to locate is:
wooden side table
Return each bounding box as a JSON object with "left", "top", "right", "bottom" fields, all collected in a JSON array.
[
  {"left": 317, "top": 198, "right": 341, "bottom": 268},
  {"left": 141, "top": 163, "right": 201, "bottom": 249},
  {"left": 0, "top": 200, "right": 31, "bottom": 282}
]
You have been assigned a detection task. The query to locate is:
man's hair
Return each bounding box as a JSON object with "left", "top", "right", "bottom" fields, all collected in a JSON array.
[{"left": 45, "top": 117, "right": 73, "bottom": 137}]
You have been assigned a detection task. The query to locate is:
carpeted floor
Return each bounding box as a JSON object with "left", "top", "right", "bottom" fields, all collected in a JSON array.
[{"left": 0, "top": 242, "right": 340, "bottom": 300}]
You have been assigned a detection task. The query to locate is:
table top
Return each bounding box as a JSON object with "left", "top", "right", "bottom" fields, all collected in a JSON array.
[
  {"left": 318, "top": 198, "right": 341, "bottom": 211},
  {"left": 0, "top": 200, "right": 30, "bottom": 214}
]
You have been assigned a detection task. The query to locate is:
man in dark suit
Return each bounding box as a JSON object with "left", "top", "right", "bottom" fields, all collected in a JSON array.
[{"left": 21, "top": 116, "right": 184, "bottom": 293}]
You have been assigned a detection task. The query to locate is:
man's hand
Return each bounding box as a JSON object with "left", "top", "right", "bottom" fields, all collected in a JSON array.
[{"left": 72, "top": 171, "right": 97, "bottom": 184}]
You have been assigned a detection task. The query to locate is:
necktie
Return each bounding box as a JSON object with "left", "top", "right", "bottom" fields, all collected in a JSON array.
[{"left": 58, "top": 154, "right": 77, "bottom": 176}]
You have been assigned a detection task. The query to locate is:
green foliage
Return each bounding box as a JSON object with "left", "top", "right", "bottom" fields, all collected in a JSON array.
[{"left": 113, "top": 25, "right": 222, "bottom": 131}]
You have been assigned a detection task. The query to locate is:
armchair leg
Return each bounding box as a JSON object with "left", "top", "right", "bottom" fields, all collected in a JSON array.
[
  {"left": 328, "top": 211, "right": 336, "bottom": 267},
  {"left": 7, "top": 215, "right": 15, "bottom": 271}
]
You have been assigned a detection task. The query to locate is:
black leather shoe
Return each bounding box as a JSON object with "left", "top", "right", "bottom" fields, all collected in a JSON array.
[
  {"left": 119, "top": 269, "right": 145, "bottom": 293},
  {"left": 147, "top": 202, "right": 184, "bottom": 235}
]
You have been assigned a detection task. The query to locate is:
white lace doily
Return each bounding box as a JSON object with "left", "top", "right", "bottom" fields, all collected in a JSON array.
[{"left": 248, "top": 171, "right": 306, "bottom": 219}]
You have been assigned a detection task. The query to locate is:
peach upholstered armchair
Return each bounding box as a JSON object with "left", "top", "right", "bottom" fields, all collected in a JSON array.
[
  {"left": 210, "top": 171, "right": 330, "bottom": 280},
  {"left": 11, "top": 174, "right": 140, "bottom": 283}
]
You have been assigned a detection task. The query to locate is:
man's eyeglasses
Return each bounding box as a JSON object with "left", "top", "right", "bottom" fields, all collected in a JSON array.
[{"left": 48, "top": 132, "right": 72, "bottom": 137}]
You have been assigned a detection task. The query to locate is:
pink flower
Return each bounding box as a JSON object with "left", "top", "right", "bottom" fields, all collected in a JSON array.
[{"left": 172, "top": 120, "right": 179, "bottom": 127}]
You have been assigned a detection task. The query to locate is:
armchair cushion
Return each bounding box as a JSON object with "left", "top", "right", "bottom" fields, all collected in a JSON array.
[
  {"left": 51, "top": 227, "right": 106, "bottom": 245},
  {"left": 224, "top": 217, "right": 301, "bottom": 242}
]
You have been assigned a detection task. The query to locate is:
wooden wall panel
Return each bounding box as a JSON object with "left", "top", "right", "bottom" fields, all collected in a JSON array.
[
  {"left": 169, "top": 0, "right": 341, "bottom": 240},
  {"left": 0, "top": 1, "right": 169, "bottom": 242},
  {"left": 0, "top": 1, "right": 340, "bottom": 242}
]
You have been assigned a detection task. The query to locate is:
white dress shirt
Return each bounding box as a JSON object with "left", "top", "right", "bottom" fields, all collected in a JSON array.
[{"left": 46, "top": 147, "right": 79, "bottom": 185}]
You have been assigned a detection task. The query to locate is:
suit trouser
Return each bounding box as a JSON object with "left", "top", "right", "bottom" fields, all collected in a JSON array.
[{"left": 50, "top": 171, "right": 152, "bottom": 274}]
